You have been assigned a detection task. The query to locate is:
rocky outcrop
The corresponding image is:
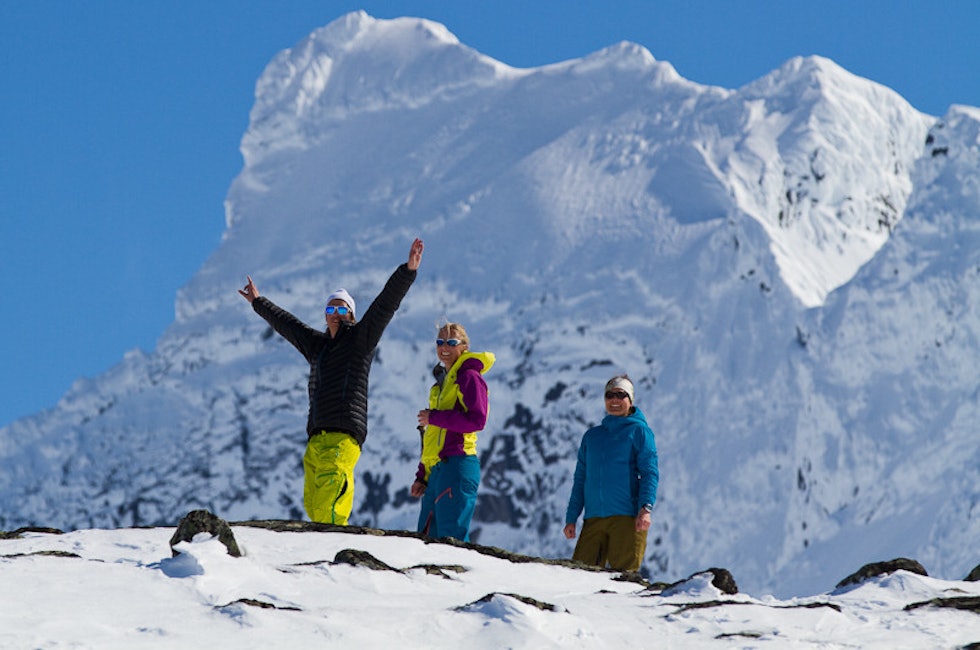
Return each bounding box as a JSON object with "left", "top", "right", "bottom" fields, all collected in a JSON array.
[
  {"left": 0, "top": 527, "right": 64, "bottom": 540},
  {"left": 836, "top": 558, "right": 928, "bottom": 589},
  {"left": 966, "top": 564, "right": 980, "bottom": 582},
  {"left": 456, "top": 592, "right": 562, "bottom": 613},
  {"left": 904, "top": 596, "right": 980, "bottom": 614},
  {"left": 170, "top": 509, "right": 241, "bottom": 557}
]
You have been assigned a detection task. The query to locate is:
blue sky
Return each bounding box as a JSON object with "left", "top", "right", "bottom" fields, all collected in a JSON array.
[{"left": 2, "top": 0, "right": 979, "bottom": 428}]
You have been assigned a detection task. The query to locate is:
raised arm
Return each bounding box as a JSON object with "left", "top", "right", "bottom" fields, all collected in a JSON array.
[
  {"left": 241, "top": 277, "right": 323, "bottom": 362},
  {"left": 357, "top": 239, "right": 422, "bottom": 349}
]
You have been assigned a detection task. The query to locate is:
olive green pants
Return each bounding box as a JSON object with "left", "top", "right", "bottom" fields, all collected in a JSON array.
[
  {"left": 572, "top": 515, "right": 647, "bottom": 572},
  {"left": 303, "top": 432, "right": 361, "bottom": 525}
]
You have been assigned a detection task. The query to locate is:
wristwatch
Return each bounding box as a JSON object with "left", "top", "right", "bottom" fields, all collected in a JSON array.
[{"left": 641, "top": 503, "right": 654, "bottom": 513}]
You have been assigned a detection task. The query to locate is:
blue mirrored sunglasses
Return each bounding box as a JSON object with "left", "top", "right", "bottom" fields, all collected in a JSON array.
[
  {"left": 325, "top": 305, "right": 350, "bottom": 315},
  {"left": 436, "top": 338, "right": 463, "bottom": 347}
]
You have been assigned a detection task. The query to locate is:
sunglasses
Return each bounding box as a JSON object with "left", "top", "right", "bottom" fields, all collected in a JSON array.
[
  {"left": 436, "top": 338, "right": 463, "bottom": 347},
  {"left": 325, "top": 305, "right": 351, "bottom": 315},
  {"left": 604, "top": 390, "right": 630, "bottom": 400}
]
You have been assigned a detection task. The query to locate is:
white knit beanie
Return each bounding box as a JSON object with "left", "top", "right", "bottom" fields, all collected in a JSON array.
[
  {"left": 605, "top": 375, "right": 634, "bottom": 402},
  {"left": 326, "top": 288, "right": 356, "bottom": 317}
]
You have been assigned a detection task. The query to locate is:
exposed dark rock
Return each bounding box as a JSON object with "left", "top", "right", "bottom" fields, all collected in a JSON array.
[
  {"left": 0, "top": 527, "right": 64, "bottom": 540},
  {"left": 904, "top": 596, "right": 980, "bottom": 614},
  {"left": 333, "top": 548, "right": 400, "bottom": 572},
  {"left": 704, "top": 567, "right": 739, "bottom": 595},
  {"left": 1, "top": 549, "right": 81, "bottom": 560},
  {"left": 456, "top": 592, "right": 561, "bottom": 613},
  {"left": 670, "top": 600, "right": 842, "bottom": 614},
  {"left": 717, "top": 631, "right": 764, "bottom": 640},
  {"left": 356, "top": 470, "right": 391, "bottom": 523},
  {"left": 233, "top": 519, "right": 361, "bottom": 535},
  {"left": 332, "top": 550, "right": 467, "bottom": 579},
  {"left": 659, "top": 567, "right": 739, "bottom": 595},
  {"left": 217, "top": 598, "right": 301, "bottom": 611},
  {"left": 965, "top": 563, "right": 980, "bottom": 582},
  {"left": 611, "top": 571, "right": 650, "bottom": 586},
  {"left": 789, "top": 601, "right": 842, "bottom": 613},
  {"left": 27, "top": 549, "right": 82, "bottom": 559},
  {"left": 474, "top": 492, "right": 522, "bottom": 526},
  {"left": 170, "top": 510, "right": 241, "bottom": 558},
  {"left": 411, "top": 564, "right": 467, "bottom": 578},
  {"left": 836, "top": 558, "right": 928, "bottom": 589}
]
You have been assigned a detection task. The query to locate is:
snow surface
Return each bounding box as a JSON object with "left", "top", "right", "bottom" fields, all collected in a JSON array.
[
  {"left": 1, "top": 526, "right": 978, "bottom": 648},
  {"left": 1, "top": 11, "right": 978, "bottom": 603}
]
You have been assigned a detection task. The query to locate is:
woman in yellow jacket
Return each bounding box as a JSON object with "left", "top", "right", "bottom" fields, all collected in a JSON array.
[{"left": 412, "top": 323, "right": 494, "bottom": 541}]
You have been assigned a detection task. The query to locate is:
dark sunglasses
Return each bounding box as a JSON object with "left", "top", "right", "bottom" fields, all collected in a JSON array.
[
  {"left": 325, "top": 305, "right": 350, "bottom": 315},
  {"left": 436, "top": 338, "right": 463, "bottom": 347},
  {"left": 604, "top": 390, "right": 630, "bottom": 400}
]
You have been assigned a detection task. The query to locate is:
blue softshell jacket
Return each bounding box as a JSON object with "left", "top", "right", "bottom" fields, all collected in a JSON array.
[{"left": 565, "top": 407, "right": 659, "bottom": 523}]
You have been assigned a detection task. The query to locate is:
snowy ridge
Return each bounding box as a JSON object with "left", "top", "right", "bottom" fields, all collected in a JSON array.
[
  {"left": 3, "top": 527, "right": 978, "bottom": 647},
  {"left": 1, "top": 12, "right": 977, "bottom": 600}
]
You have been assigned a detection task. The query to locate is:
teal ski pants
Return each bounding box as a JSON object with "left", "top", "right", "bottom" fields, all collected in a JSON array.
[{"left": 417, "top": 454, "right": 480, "bottom": 541}]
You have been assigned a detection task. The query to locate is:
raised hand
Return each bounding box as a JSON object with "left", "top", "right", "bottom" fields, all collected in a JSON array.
[
  {"left": 407, "top": 238, "right": 424, "bottom": 271},
  {"left": 238, "top": 275, "right": 260, "bottom": 303}
]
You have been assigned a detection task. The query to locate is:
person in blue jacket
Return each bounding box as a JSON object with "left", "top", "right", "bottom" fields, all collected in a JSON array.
[{"left": 563, "top": 374, "right": 659, "bottom": 572}]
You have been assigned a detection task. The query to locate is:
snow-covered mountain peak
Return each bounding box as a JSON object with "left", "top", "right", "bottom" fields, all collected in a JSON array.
[
  {"left": 747, "top": 55, "right": 858, "bottom": 96},
  {"left": 244, "top": 12, "right": 517, "bottom": 164},
  {"left": 710, "top": 54, "right": 935, "bottom": 306},
  {"left": 911, "top": 105, "right": 980, "bottom": 216},
  {"left": 571, "top": 40, "right": 655, "bottom": 71}
]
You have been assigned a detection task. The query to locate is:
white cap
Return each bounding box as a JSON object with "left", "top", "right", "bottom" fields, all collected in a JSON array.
[
  {"left": 326, "top": 288, "right": 356, "bottom": 317},
  {"left": 605, "top": 375, "right": 634, "bottom": 402}
]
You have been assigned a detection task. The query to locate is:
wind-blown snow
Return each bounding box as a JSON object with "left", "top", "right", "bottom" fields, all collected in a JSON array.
[
  {"left": 1, "top": 526, "right": 977, "bottom": 648},
  {"left": 1, "top": 11, "right": 977, "bottom": 602}
]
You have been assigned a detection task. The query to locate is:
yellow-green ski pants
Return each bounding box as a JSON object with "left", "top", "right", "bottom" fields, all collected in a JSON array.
[{"left": 303, "top": 431, "right": 361, "bottom": 525}]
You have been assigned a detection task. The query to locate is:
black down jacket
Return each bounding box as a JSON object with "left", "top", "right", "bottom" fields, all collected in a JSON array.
[{"left": 251, "top": 263, "right": 417, "bottom": 445}]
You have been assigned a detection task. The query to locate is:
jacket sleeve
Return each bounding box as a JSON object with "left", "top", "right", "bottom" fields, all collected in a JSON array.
[
  {"left": 252, "top": 296, "right": 323, "bottom": 362},
  {"left": 357, "top": 263, "right": 417, "bottom": 350},
  {"left": 565, "top": 436, "right": 588, "bottom": 524},
  {"left": 634, "top": 426, "right": 660, "bottom": 508},
  {"left": 427, "top": 361, "right": 488, "bottom": 433}
]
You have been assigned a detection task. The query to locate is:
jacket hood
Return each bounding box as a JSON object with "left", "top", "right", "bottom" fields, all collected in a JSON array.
[
  {"left": 601, "top": 406, "right": 648, "bottom": 432},
  {"left": 453, "top": 351, "right": 495, "bottom": 375}
]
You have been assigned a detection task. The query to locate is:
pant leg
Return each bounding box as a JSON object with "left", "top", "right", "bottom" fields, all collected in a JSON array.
[
  {"left": 572, "top": 517, "right": 610, "bottom": 567},
  {"left": 417, "top": 463, "right": 441, "bottom": 535},
  {"left": 431, "top": 455, "right": 480, "bottom": 541},
  {"left": 605, "top": 515, "right": 648, "bottom": 572},
  {"left": 303, "top": 432, "right": 362, "bottom": 525}
]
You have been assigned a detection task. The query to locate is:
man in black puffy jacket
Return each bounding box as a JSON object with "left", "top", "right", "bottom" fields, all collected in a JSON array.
[{"left": 239, "top": 238, "right": 424, "bottom": 524}]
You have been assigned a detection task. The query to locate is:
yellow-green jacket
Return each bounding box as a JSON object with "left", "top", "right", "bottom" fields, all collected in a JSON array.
[{"left": 415, "top": 351, "right": 495, "bottom": 483}]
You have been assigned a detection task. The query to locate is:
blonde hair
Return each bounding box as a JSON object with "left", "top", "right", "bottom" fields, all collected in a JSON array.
[{"left": 437, "top": 322, "right": 470, "bottom": 347}]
